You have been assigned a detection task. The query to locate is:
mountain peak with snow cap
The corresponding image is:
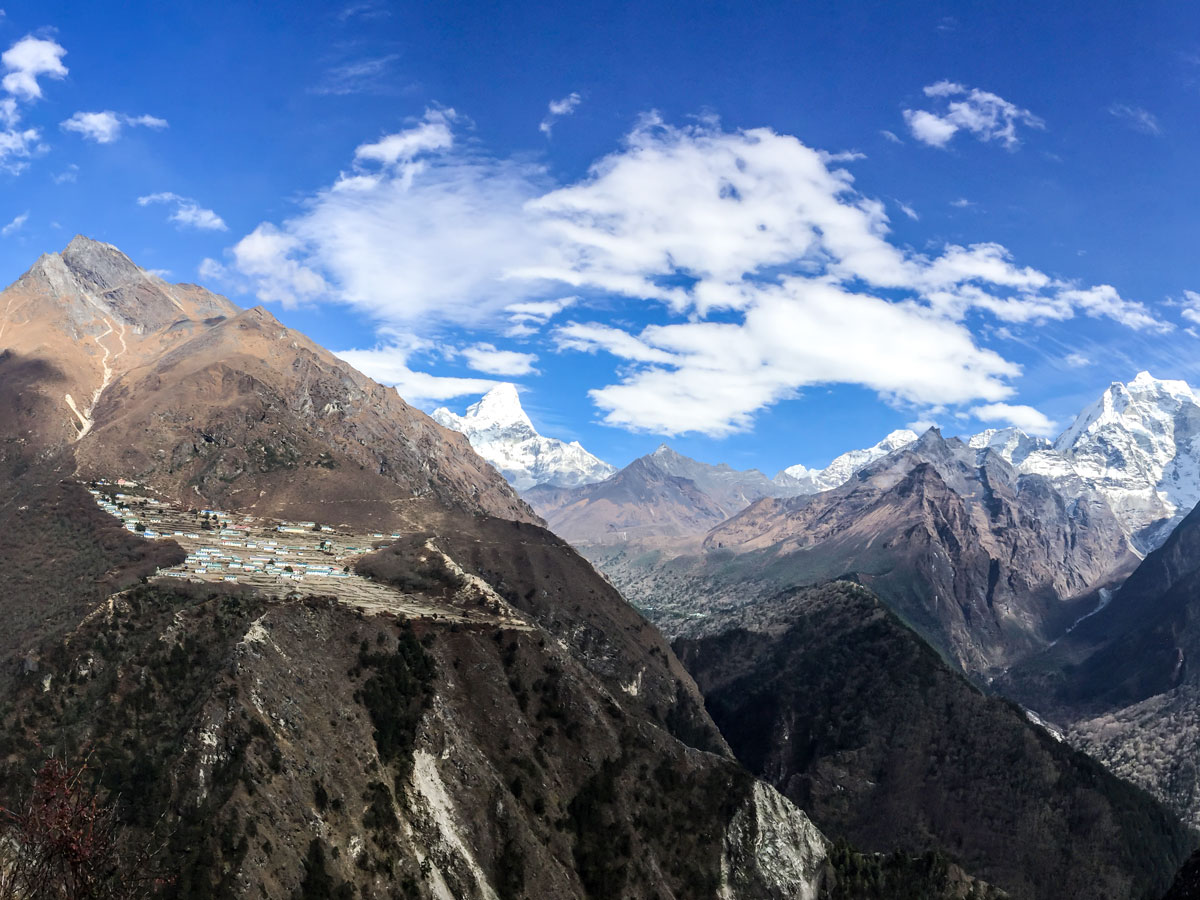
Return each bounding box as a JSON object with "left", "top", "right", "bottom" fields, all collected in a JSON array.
[
  {"left": 777, "top": 428, "right": 919, "bottom": 493},
  {"left": 462, "top": 382, "right": 534, "bottom": 431},
  {"left": 433, "top": 386, "right": 615, "bottom": 491}
]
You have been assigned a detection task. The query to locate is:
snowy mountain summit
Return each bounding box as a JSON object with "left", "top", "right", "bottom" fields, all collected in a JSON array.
[
  {"left": 432, "top": 384, "right": 616, "bottom": 491},
  {"left": 776, "top": 429, "right": 919, "bottom": 493},
  {"left": 974, "top": 372, "right": 1200, "bottom": 551}
]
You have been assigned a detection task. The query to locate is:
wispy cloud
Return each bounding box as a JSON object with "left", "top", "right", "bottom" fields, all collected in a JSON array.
[
  {"left": 904, "top": 81, "right": 1043, "bottom": 150},
  {"left": 337, "top": 1, "right": 391, "bottom": 22},
  {"left": 460, "top": 343, "right": 539, "bottom": 376},
  {"left": 311, "top": 54, "right": 399, "bottom": 96},
  {"left": 1, "top": 210, "right": 27, "bottom": 236},
  {"left": 137, "top": 192, "right": 227, "bottom": 231},
  {"left": 61, "top": 110, "right": 167, "bottom": 143},
  {"left": 540, "top": 92, "right": 582, "bottom": 136},
  {"left": 1108, "top": 103, "right": 1161, "bottom": 135}
]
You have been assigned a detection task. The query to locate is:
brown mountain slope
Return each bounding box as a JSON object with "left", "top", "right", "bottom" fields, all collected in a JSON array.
[
  {"left": 0, "top": 237, "right": 835, "bottom": 898},
  {"left": 600, "top": 429, "right": 1135, "bottom": 675},
  {"left": 525, "top": 444, "right": 790, "bottom": 544},
  {"left": 0, "top": 236, "right": 240, "bottom": 446},
  {"left": 74, "top": 304, "right": 531, "bottom": 528},
  {"left": 0, "top": 236, "right": 532, "bottom": 530}
]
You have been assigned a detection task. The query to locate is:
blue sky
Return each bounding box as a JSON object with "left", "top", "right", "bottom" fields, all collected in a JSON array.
[{"left": 3, "top": 1, "right": 1200, "bottom": 474}]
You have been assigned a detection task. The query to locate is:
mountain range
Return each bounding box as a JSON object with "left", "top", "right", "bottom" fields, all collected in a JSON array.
[
  {"left": 449, "top": 371, "right": 1200, "bottom": 560},
  {"left": 1, "top": 237, "right": 1197, "bottom": 899}
]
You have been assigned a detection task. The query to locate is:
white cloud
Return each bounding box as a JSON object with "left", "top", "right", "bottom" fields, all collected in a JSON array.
[
  {"left": 880, "top": 129, "right": 903, "bottom": 144},
  {"left": 904, "top": 109, "right": 959, "bottom": 148},
  {"left": 1, "top": 36, "right": 66, "bottom": 101},
  {"left": 334, "top": 342, "right": 500, "bottom": 405},
  {"left": 896, "top": 200, "right": 919, "bottom": 220},
  {"left": 970, "top": 402, "right": 1058, "bottom": 436},
  {"left": 212, "top": 111, "right": 1163, "bottom": 436},
  {"left": 560, "top": 282, "right": 1020, "bottom": 436},
  {"left": 0, "top": 125, "right": 41, "bottom": 173},
  {"left": 460, "top": 343, "right": 538, "bottom": 376},
  {"left": 950, "top": 197, "right": 973, "bottom": 208},
  {"left": 1109, "top": 103, "right": 1161, "bottom": 135},
  {"left": 354, "top": 108, "right": 455, "bottom": 165},
  {"left": 222, "top": 108, "right": 549, "bottom": 319},
  {"left": 1057, "top": 284, "right": 1168, "bottom": 332},
  {"left": 504, "top": 296, "right": 575, "bottom": 335},
  {"left": 52, "top": 162, "right": 78, "bottom": 183},
  {"left": 1064, "top": 352, "right": 1092, "bottom": 368},
  {"left": 62, "top": 110, "right": 167, "bottom": 143},
  {"left": 540, "top": 92, "right": 581, "bottom": 135},
  {"left": 0, "top": 210, "right": 27, "bottom": 236},
  {"left": 0, "top": 36, "right": 66, "bottom": 173},
  {"left": 1180, "top": 290, "right": 1200, "bottom": 326},
  {"left": 137, "top": 192, "right": 227, "bottom": 231},
  {"left": 904, "top": 81, "right": 1043, "bottom": 149}
]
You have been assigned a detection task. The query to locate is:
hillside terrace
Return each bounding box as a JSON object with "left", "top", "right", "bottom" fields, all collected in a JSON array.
[{"left": 87, "top": 480, "right": 530, "bottom": 628}]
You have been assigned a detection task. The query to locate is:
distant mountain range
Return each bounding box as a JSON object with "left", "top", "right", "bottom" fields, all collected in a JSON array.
[{"left": 448, "top": 372, "right": 1200, "bottom": 558}]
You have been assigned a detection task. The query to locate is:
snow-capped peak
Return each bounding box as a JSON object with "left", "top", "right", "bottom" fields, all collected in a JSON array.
[
  {"left": 954, "top": 373, "right": 1200, "bottom": 551},
  {"left": 777, "top": 428, "right": 918, "bottom": 493},
  {"left": 462, "top": 382, "right": 534, "bottom": 430},
  {"left": 968, "top": 427, "right": 1050, "bottom": 465},
  {"left": 432, "top": 386, "right": 615, "bottom": 492}
]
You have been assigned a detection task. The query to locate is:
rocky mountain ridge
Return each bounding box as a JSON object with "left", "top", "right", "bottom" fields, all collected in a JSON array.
[{"left": 776, "top": 428, "right": 919, "bottom": 493}]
